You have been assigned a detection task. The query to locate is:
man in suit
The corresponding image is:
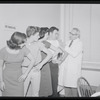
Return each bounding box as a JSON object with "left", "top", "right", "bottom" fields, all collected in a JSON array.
[{"left": 58, "top": 28, "right": 83, "bottom": 97}]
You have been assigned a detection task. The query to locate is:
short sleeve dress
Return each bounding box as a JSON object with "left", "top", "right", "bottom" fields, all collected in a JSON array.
[
  {"left": 39, "top": 40, "right": 52, "bottom": 97},
  {"left": 0, "top": 46, "right": 30, "bottom": 96}
]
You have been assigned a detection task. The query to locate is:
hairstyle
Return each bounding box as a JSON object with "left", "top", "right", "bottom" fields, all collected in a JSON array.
[
  {"left": 7, "top": 31, "right": 26, "bottom": 50},
  {"left": 26, "top": 26, "right": 40, "bottom": 38},
  {"left": 73, "top": 28, "right": 80, "bottom": 33},
  {"left": 49, "top": 26, "right": 59, "bottom": 34},
  {"left": 73, "top": 27, "right": 80, "bottom": 38},
  {"left": 39, "top": 27, "right": 49, "bottom": 40}
]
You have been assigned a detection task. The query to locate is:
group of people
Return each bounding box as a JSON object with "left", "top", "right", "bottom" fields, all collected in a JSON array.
[{"left": 0, "top": 26, "right": 83, "bottom": 97}]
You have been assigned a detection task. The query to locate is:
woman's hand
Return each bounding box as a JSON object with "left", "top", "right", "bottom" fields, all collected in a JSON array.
[
  {"left": 52, "top": 60, "right": 60, "bottom": 64},
  {"left": 52, "top": 59, "right": 62, "bottom": 65},
  {"left": 32, "top": 67, "right": 40, "bottom": 72},
  {"left": 18, "top": 73, "right": 28, "bottom": 82},
  {"left": 58, "top": 60, "right": 62, "bottom": 65},
  {"left": 0, "top": 81, "right": 5, "bottom": 91}
]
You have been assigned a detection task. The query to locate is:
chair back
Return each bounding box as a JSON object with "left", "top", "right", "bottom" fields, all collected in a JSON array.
[{"left": 77, "top": 77, "right": 94, "bottom": 97}]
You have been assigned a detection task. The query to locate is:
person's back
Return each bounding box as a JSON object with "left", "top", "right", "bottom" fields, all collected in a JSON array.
[
  {"left": 0, "top": 31, "right": 31, "bottom": 97},
  {"left": 25, "top": 41, "right": 42, "bottom": 65},
  {"left": 1, "top": 46, "right": 26, "bottom": 96}
]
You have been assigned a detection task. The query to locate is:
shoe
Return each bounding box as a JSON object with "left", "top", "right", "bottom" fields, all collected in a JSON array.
[
  {"left": 57, "top": 92, "right": 65, "bottom": 97},
  {"left": 48, "top": 94, "right": 53, "bottom": 97},
  {"left": 59, "top": 94, "right": 65, "bottom": 97},
  {"left": 48, "top": 94, "right": 59, "bottom": 97}
]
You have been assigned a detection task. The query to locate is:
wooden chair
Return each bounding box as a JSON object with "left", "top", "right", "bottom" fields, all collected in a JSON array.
[{"left": 77, "top": 77, "right": 95, "bottom": 97}]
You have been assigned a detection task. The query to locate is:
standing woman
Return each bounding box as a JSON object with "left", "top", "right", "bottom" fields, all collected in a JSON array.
[
  {"left": 39, "top": 27, "right": 52, "bottom": 97},
  {"left": 39, "top": 27, "right": 62, "bottom": 97},
  {"left": 0, "top": 32, "right": 35, "bottom": 96},
  {"left": 58, "top": 28, "right": 83, "bottom": 97},
  {"left": 22, "top": 26, "right": 52, "bottom": 97}
]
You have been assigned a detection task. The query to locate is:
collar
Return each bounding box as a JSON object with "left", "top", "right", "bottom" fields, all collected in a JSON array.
[{"left": 72, "top": 38, "right": 80, "bottom": 43}]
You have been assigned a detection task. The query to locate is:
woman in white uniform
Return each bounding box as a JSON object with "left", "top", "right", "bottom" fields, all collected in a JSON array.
[{"left": 58, "top": 28, "right": 83, "bottom": 97}]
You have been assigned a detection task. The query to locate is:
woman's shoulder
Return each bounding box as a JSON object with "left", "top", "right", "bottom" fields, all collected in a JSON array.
[
  {"left": 37, "top": 41, "right": 45, "bottom": 49},
  {"left": 0, "top": 47, "right": 7, "bottom": 58},
  {"left": 42, "top": 40, "right": 50, "bottom": 44},
  {"left": 21, "top": 45, "right": 30, "bottom": 52},
  {"left": 42, "top": 40, "right": 51, "bottom": 48},
  {"left": 37, "top": 41, "right": 44, "bottom": 45},
  {"left": 0, "top": 47, "right": 6, "bottom": 53}
]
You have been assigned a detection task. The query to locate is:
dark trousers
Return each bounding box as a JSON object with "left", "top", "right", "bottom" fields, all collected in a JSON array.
[{"left": 49, "top": 61, "right": 58, "bottom": 95}]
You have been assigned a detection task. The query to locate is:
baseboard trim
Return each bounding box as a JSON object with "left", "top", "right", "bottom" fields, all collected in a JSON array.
[
  {"left": 82, "top": 61, "right": 100, "bottom": 72},
  {"left": 82, "top": 68, "right": 100, "bottom": 72}
]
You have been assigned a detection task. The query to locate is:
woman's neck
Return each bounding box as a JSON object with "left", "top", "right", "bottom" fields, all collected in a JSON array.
[
  {"left": 39, "top": 38, "right": 46, "bottom": 42},
  {"left": 6, "top": 46, "right": 19, "bottom": 54},
  {"left": 26, "top": 39, "right": 37, "bottom": 45},
  {"left": 48, "top": 36, "right": 55, "bottom": 40}
]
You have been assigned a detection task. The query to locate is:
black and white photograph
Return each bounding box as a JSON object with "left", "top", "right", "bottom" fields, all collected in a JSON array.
[{"left": 0, "top": 2, "right": 100, "bottom": 97}]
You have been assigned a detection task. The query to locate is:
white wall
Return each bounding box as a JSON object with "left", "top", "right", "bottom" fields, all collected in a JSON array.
[
  {"left": 72, "top": 4, "right": 100, "bottom": 86},
  {"left": 61, "top": 4, "right": 100, "bottom": 86},
  {"left": 91, "top": 5, "right": 100, "bottom": 62},
  {"left": 71, "top": 4, "right": 91, "bottom": 62},
  {"left": 63, "top": 4, "right": 100, "bottom": 63},
  {"left": 0, "top": 4, "right": 60, "bottom": 49}
]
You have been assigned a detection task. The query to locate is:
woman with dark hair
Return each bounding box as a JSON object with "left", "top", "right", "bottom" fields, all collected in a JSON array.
[
  {"left": 0, "top": 32, "right": 35, "bottom": 96},
  {"left": 38, "top": 27, "right": 62, "bottom": 97},
  {"left": 39, "top": 27, "right": 52, "bottom": 96},
  {"left": 39, "top": 27, "right": 49, "bottom": 40}
]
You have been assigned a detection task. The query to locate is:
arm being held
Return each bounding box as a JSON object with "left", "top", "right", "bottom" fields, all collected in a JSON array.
[
  {"left": 58, "top": 48, "right": 68, "bottom": 65},
  {"left": 50, "top": 45, "right": 63, "bottom": 60},
  {"left": 35, "top": 44, "right": 52, "bottom": 70},
  {"left": 52, "top": 47, "right": 68, "bottom": 65}
]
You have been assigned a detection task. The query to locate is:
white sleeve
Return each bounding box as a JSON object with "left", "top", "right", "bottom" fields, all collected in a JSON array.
[{"left": 65, "top": 42, "right": 83, "bottom": 58}]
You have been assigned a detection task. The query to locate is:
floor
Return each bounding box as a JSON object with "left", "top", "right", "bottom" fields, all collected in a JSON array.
[{"left": 0, "top": 85, "right": 97, "bottom": 97}]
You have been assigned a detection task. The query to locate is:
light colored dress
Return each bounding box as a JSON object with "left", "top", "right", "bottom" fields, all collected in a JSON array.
[
  {"left": 22, "top": 41, "right": 45, "bottom": 97},
  {"left": 0, "top": 46, "right": 30, "bottom": 96}
]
